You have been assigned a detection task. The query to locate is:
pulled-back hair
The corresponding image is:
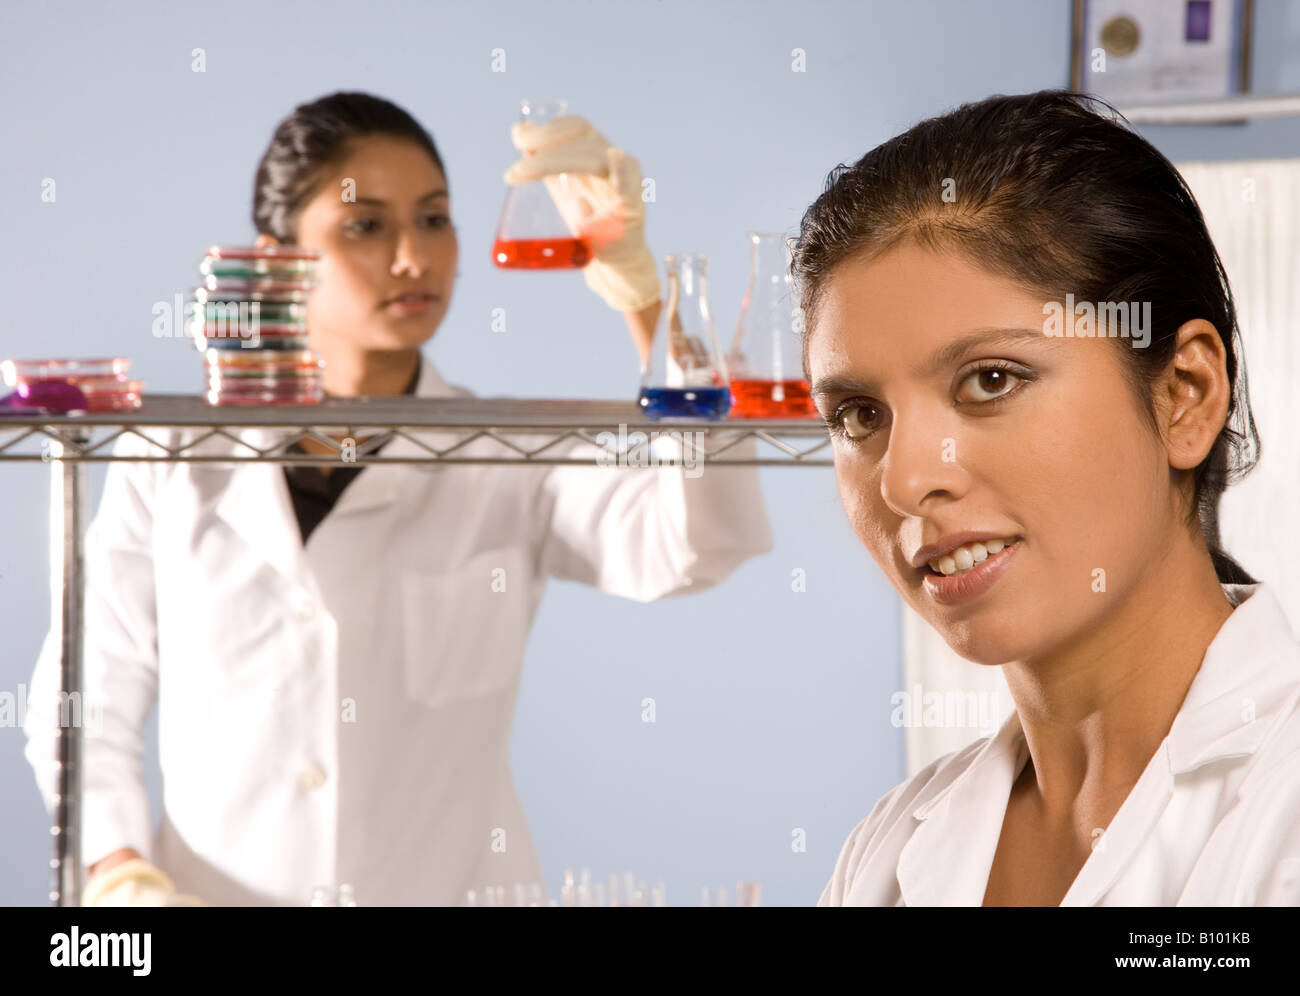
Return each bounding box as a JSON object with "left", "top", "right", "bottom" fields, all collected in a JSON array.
[
  {"left": 791, "top": 89, "right": 1259, "bottom": 584},
  {"left": 253, "top": 91, "right": 446, "bottom": 242}
]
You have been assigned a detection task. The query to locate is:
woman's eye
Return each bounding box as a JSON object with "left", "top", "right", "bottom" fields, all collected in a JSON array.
[
  {"left": 955, "top": 366, "right": 1023, "bottom": 403},
  {"left": 344, "top": 218, "right": 381, "bottom": 235},
  {"left": 421, "top": 213, "right": 451, "bottom": 229},
  {"left": 834, "top": 402, "right": 884, "bottom": 441}
]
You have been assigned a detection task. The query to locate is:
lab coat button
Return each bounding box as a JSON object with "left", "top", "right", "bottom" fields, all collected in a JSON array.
[
  {"left": 296, "top": 594, "right": 317, "bottom": 620},
  {"left": 299, "top": 766, "right": 327, "bottom": 791}
]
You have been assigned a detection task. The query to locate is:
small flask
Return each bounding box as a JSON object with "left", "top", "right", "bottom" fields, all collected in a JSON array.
[
  {"left": 337, "top": 883, "right": 357, "bottom": 907},
  {"left": 727, "top": 232, "right": 817, "bottom": 417},
  {"left": 493, "top": 98, "right": 592, "bottom": 270},
  {"left": 638, "top": 253, "right": 732, "bottom": 420}
]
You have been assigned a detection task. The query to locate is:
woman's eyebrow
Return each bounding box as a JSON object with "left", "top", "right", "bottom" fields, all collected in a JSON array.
[
  {"left": 346, "top": 189, "right": 449, "bottom": 207},
  {"left": 919, "top": 327, "right": 1049, "bottom": 377},
  {"left": 811, "top": 327, "right": 1049, "bottom": 399}
]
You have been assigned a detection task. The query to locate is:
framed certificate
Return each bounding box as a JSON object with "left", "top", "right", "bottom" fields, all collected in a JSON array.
[{"left": 1071, "top": 0, "right": 1253, "bottom": 104}]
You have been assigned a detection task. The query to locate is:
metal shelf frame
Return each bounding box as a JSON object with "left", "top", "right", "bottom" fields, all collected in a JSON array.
[{"left": 1, "top": 394, "right": 830, "bottom": 906}]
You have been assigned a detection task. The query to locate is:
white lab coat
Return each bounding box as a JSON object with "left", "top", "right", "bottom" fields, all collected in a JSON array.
[
  {"left": 820, "top": 582, "right": 1300, "bottom": 906},
  {"left": 23, "top": 355, "right": 774, "bottom": 906}
]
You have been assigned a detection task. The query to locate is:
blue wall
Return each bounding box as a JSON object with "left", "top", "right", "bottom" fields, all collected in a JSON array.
[{"left": 2, "top": 0, "right": 1298, "bottom": 906}]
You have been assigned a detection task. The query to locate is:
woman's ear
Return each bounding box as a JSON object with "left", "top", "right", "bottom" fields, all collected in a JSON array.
[
  {"left": 1159, "top": 318, "right": 1232, "bottom": 472},
  {"left": 253, "top": 232, "right": 279, "bottom": 249}
]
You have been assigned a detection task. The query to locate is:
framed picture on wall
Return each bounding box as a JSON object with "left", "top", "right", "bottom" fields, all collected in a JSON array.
[{"left": 1070, "top": 0, "right": 1253, "bottom": 104}]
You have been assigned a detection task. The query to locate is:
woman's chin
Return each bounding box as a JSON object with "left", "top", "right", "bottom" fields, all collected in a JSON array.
[{"left": 931, "top": 613, "right": 1033, "bottom": 667}]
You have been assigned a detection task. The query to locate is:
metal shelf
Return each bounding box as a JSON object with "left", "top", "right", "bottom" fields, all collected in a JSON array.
[
  {"left": 4, "top": 393, "right": 830, "bottom": 907},
  {"left": 0, "top": 394, "right": 832, "bottom": 467}
]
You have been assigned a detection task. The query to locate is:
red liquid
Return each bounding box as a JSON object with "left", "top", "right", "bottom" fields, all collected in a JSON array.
[
  {"left": 728, "top": 378, "right": 818, "bottom": 418},
  {"left": 492, "top": 237, "right": 591, "bottom": 269}
]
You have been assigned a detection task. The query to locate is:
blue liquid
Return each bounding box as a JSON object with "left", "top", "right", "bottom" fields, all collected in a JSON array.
[{"left": 638, "top": 386, "right": 732, "bottom": 420}]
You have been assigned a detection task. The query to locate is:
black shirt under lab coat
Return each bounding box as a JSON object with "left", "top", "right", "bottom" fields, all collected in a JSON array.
[{"left": 282, "top": 362, "right": 420, "bottom": 545}]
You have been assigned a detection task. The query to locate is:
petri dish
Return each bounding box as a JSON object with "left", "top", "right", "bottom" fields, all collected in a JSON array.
[
  {"left": 3, "top": 357, "right": 131, "bottom": 387},
  {"left": 202, "top": 245, "right": 322, "bottom": 261},
  {"left": 207, "top": 386, "right": 324, "bottom": 406},
  {"left": 198, "top": 275, "right": 317, "bottom": 295},
  {"left": 199, "top": 258, "right": 317, "bottom": 279},
  {"left": 204, "top": 349, "right": 318, "bottom": 368},
  {"left": 195, "top": 337, "right": 312, "bottom": 353},
  {"left": 76, "top": 379, "right": 144, "bottom": 412},
  {"left": 193, "top": 285, "right": 312, "bottom": 305}
]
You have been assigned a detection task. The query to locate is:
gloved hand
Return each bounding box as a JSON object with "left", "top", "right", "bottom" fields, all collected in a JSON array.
[
  {"left": 504, "top": 116, "right": 661, "bottom": 313},
  {"left": 81, "top": 857, "right": 208, "bottom": 907}
]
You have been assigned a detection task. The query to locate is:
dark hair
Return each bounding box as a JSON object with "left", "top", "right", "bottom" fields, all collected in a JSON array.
[
  {"left": 252, "top": 91, "right": 447, "bottom": 242},
  {"left": 791, "top": 89, "right": 1259, "bottom": 586}
]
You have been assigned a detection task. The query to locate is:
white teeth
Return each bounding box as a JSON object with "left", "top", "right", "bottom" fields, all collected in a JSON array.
[{"left": 928, "top": 538, "right": 1015, "bottom": 576}]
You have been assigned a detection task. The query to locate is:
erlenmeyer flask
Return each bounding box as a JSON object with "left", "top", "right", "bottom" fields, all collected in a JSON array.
[
  {"left": 638, "top": 253, "right": 731, "bottom": 419},
  {"left": 727, "top": 232, "right": 817, "bottom": 417},
  {"left": 492, "top": 98, "right": 592, "bottom": 269}
]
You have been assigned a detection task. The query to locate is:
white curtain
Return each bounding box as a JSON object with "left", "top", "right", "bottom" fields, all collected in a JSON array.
[
  {"left": 902, "top": 157, "right": 1300, "bottom": 778},
  {"left": 1176, "top": 159, "right": 1300, "bottom": 633}
]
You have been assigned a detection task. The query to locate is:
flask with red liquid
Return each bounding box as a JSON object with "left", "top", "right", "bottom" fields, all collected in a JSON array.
[
  {"left": 727, "top": 232, "right": 817, "bottom": 418},
  {"left": 492, "top": 99, "right": 592, "bottom": 270}
]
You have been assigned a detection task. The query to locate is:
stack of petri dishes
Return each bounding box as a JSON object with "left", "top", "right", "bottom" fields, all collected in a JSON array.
[
  {"left": 0, "top": 357, "right": 143, "bottom": 411},
  {"left": 188, "top": 245, "right": 324, "bottom": 405}
]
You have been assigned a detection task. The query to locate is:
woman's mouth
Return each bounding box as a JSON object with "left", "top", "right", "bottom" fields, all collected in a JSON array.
[
  {"left": 920, "top": 537, "right": 1022, "bottom": 606},
  {"left": 383, "top": 293, "right": 437, "bottom": 316}
]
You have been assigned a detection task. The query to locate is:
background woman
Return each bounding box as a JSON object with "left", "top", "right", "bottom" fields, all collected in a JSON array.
[{"left": 24, "top": 92, "right": 773, "bottom": 906}]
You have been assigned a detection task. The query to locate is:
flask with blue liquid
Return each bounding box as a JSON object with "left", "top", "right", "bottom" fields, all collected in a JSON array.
[{"left": 638, "top": 253, "right": 731, "bottom": 420}]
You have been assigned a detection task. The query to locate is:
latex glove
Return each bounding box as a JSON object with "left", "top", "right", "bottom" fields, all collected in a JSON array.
[
  {"left": 81, "top": 857, "right": 208, "bottom": 907},
  {"left": 504, "top": 116, "right": 660, "bottom": 313}
]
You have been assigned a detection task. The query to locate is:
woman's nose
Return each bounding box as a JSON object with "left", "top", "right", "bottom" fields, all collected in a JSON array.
[
  {"left": 877, "top": 418, "right": 971, "bottom": 517},
  {"left": 391, "top": 227, "right": 429, "bottom": 276}
]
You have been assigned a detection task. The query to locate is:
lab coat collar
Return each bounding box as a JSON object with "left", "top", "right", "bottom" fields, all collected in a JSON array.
[
  {"left": 1165, "top": 582, "right": 1300, "bottom": 772},
  {"left": 212, "top": 353, "right": 462, "bottom": 581},
  {"left": 895, "top": 582, "right": 1300, "bottom": 906}
]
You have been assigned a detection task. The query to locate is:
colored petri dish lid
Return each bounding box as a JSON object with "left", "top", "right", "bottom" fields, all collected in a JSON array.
[
  {"left": 195, "top": 332, "right": 311, "bottom": 347},
  {"left": 197, "top": 340, "right": 313, "bottom": 354},
  {"left": 203, "top": 245, "right": 322, "bottom": 261},
  {"left": 188, "top": 314, "right": 307, "bottom": 330},
  {"left": 187, "top": 319, "right": 308, "bottom": 338},
  {"left": 187, "top": 298, "right": 308, "bottom": 314},
  {"left": 75, "top": 377, "right": 145, "bottom": 393},
  {"left": 208, "top": 366, "right": 322, "bottom": 382},
  {"left": 3, "top": 357, "right": 130, "bottom": 386},
  {"left": 208, "top": 375, "right": 324, "bottom": 389},
  {"left": 204, "top": 349, "right": 318, "bottom": 367},
  {"left": 193, "top": 286, "right": 312, "bottom": 305},
  {"left": 207, "top": 387, "right": 324, "bottom": 407},
  {"left": 11, "top": 372, "right": 128, "bottom": 389},
  {"left": 80, "top": 385, "right": 144, "bottom": 412},
  {"left": 199, "top": 275, "right": 317, "bottom": 294},
  {"left": 198, "top": 257, "right": 317, "bottom": 279}
]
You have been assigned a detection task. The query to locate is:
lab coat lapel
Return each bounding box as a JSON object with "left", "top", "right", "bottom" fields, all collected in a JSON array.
[
  {"left": 1058, "top": 751, "right": 1174, "bottom": 906},
  {"left": 1059, "top": 583, "right": 1290, "bottom": 906},
  {"left": 211, "top": 354, "right": 463, "bottom": 575},
  {"left": 323, "top": 354, "right": 461, "bottom": 520},
  {"left": 896, "top": 714, "right": 1029, "bottom": 906},
  {"left": 212, "top": 425, "right": 309, "bottom": 586}
]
